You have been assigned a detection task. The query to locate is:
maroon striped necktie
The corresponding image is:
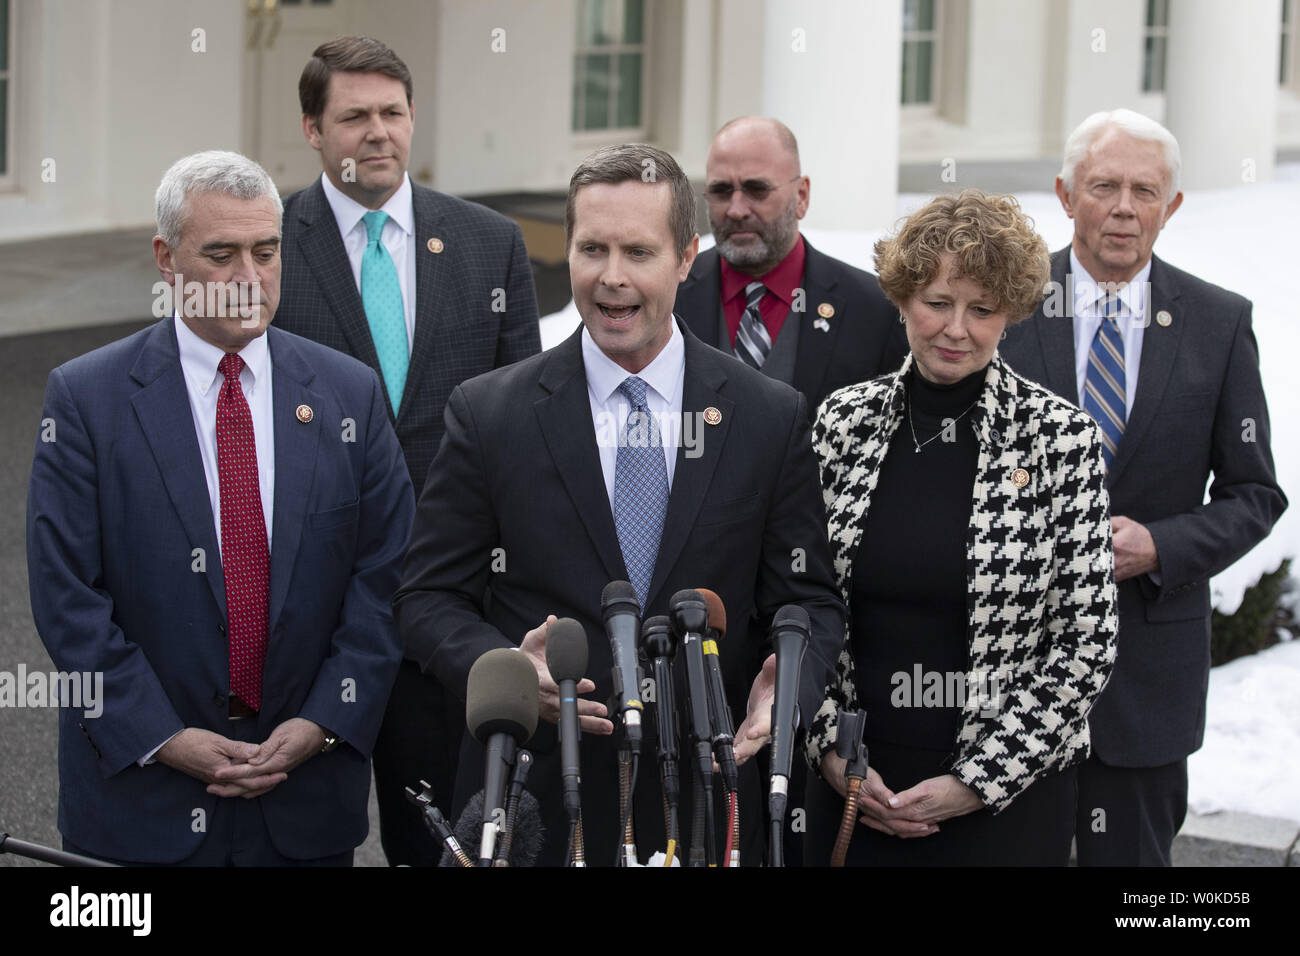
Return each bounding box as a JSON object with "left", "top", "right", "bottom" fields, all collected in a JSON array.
[{"left": 216, "top": 353, "right": 269, "bottom": 711}]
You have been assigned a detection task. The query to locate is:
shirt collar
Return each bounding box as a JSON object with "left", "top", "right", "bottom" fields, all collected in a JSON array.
[
  {"left": 1070, "top": 248, "right": 1152, "bottom": 318},
  {"left": 320, "top": 171, "right": 415, "bottom": 241},
  {"left": 719, "top": 234, "right": 807, "bottom": 307},
  {"left": 581, "top": 319, "right": 685, "bottom": 406},
  {"left": 174, "top": 313, "right": 270, "bottom": 396}
]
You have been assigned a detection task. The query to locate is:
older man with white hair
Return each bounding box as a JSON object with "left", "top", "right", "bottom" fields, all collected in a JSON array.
[
  {"left": 1001, "top": 109, "right": 1286, "bottom": 866},
  {"left": 26, "top": 150, "right": 414, "bottom": 865}
]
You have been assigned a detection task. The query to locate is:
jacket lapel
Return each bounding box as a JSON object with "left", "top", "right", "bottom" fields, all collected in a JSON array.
[
  {"left": 533, "top": 330, "right": 626, "bottom": 584},
  {"left": 292, "top": 180, "right": 381, "bottom": 372},
  {"left": 265, "top": 329, "right": 322, "bottom": 638},
  {"left": 644, "top": 330, "right": 733, "bottom": 607},
  {"left": 792, "top": 238, "right": 847, "bottom": 404},
  {"left": 675, "top": 248, "right": 725, "bottom": 347},
  {"left": 398, "top": 186, "right": 453, "bottom": 426},
  {"left": 1108, "top": 255, "right": 1184, "bottom": 484},
  {"left": 1037, "top": 249, "right": 1079, "bottom": 403},
  {"left": 129, "top": 320, "right": 226, "bottom": 617}
]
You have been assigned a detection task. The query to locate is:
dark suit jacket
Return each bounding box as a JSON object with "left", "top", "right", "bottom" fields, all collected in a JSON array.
[
  {"left": 673, "top": 237, "right": 908, "bottom": 412},
  {"left": 1000, "top": 249, "right": 1286, "bottom": 766},
  {"left": 26, "top": 319, "right": 415, "bottom": 863},
  {"left": 393, "top": 321, "right": 845, "bottom": 865},
  {"left": 275, "top": 178, "right": 542, "bottom": 491}
]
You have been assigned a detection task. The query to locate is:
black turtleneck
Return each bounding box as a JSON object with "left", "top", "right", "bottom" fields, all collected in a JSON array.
[{"left": 849, "top": 364, "right": 987, "bottom": 751}]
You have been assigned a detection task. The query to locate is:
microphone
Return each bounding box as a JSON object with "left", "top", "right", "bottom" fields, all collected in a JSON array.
[
  {"left": 494, "top": 749, "right": 535, "bottom": 866},
  {"left": 465, "top": 647, "right": 539, "bottom": 866},
  {"left": 600, "top": 581, "right": 646, "bottom": 755},
  {"left": 697, "top": 588, "right": 738, "bottom": 794},
  {"left": 767, "top": 605, "right": 810, "bottom": 867},
  {"left": 442, "top": 789, "right": 545, "bottom": 868},
  {"left": 669, "top": 588, "right": 716, "bottom": 867},
  {"left": 640, "top": 614, "right": 681, "bottom": 866},
  {"left": 406, "top": 779, "right": 473, "bottom": 867},
  {"left": 545, "top": 618, "right": 588, "bottom": 826}
]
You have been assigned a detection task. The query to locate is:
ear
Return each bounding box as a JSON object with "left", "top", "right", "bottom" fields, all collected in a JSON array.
[
  {"left": 1054, "top": 177, "right": 1074, "bottom": 217},
  {"left": 795, "top": 175, "right": 810, "bottom": 219},
  {"left": 678, "top": 233, "right": 700, "bottom": 281},
  {"left": 1161, "top": 190, "right": 1184, "bottom": 226},
  {"left": 302, "top": 113, "right": 322, "bottom": 150},
  {"left": 153, "top": 236, "right": 176, "bottom": 283}
]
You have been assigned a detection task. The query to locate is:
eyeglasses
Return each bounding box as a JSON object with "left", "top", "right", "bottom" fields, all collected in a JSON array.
[{"left": 703, "top": 176, "right": 802, "bottom": 205}]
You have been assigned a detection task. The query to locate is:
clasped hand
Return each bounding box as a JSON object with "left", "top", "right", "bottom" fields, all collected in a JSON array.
[
  {"left": 157, "top": 717, "right": 327, "bottom": 799},
  {"left": 821, "top": 751, "right": 983, "bottom": 838}
]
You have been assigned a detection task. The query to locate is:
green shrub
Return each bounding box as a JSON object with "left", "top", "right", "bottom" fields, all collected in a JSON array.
[{"left": 1210, "top": 559, "right": 1294, "bottom": 667}]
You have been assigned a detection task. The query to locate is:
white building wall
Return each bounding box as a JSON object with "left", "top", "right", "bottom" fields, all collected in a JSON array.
[{"left": 0, "top": 0, "right": 244, "bottom": 242}]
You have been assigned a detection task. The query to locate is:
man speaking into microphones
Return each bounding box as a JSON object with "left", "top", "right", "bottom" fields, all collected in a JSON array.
[{"left": 394, "top": 144, "right": 843, "bottom": 866}]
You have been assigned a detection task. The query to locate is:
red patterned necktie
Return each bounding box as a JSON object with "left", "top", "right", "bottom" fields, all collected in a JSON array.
[{"left": 216, "top": 353, "right": 269, "bottom": 711}]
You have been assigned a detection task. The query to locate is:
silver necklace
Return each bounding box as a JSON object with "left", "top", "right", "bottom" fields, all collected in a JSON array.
[{"left": 907, "top": 381, "right": 981, "bottom": 453}]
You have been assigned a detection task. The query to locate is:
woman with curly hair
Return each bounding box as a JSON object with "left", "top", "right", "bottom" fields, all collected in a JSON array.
[{"left": 802, "top": 189, "right": 1118, "bottom": 865}]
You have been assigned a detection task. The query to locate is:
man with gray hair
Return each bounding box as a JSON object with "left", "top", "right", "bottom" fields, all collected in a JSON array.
[
  {"left": 27, "top": 150, "right": 414, "bottom": 864},
  {"left": 1001, "top": 109, "right": 1285, "bottom": 866}
]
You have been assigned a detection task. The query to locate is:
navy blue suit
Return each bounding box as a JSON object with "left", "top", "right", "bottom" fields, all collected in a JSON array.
[{"left": 26, "top": 319, "right": 414, "bottom": 864}]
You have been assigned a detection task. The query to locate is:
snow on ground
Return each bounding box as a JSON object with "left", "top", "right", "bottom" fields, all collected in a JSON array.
[
  {"left": 542, "top": 168, "right": 1300, "bottom": 614},
  {"left": 1188, "top": 636, "right": 1300, "bottom": 821}
]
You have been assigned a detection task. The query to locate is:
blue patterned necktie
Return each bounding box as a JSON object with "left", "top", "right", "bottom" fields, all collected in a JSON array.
[
  {"left": 613, "top": 375, "right": 669, "bottom": 609},
  {"left": 360, "top": 210, "right": 409, "bottom": 414},
  {"left": 1083, "top": 294, "right": 1127, "bottom": 469},
  {"left": 734, "top": 281, "right": 772, "bottom": 369}
]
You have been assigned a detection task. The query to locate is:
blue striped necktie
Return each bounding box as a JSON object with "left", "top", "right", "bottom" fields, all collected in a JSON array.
[
  {"left": 1083, "top": 295, "right": 1127, "bottom": 469},
  {"left": 613, "top": 375, "right": 669, "bottom": 609},
  {"left": 734, "top": 281, "right": 772, "bottom": 369},
  {"left": 360, "top": 210, "right": 409, "bottom": 414}
]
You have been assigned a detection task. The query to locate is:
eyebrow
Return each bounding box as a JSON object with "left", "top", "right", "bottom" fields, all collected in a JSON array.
[{"left": 198, "top": 236, "right": 281, "bottom": 253}]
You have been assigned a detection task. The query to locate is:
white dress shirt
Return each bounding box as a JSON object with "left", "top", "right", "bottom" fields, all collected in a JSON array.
[
  {"left": 320, "top": 171, "right": 417, "bottom": 351},
  {"left": 146, "top": 317, "right": 277, "bottom": 765},
  {"left": 582, "top": 321, "right": 686, "bottom": 509},
  {"left": 1070, "top": 249, "right": 1152, "bottom": 418},
  {"left": 174, "top": 314, "right": 275, "bottom": 551}
]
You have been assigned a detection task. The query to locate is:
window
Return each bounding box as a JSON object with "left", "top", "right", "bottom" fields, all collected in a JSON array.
[
  {"left": 1142, "top": 0, "right": 1169, "bottom": 94},
  {"left": 1283, "top": 0, "right": 1293, "bottom": 86},
  {"left": 901, "top": 0, "right": 938, "bottom": 106},
  {"left": 572, "top": 0, "right": 646, "bottom": 132},
  {"left": 0, "top": 0, "right": 10, "bottom": 180}
]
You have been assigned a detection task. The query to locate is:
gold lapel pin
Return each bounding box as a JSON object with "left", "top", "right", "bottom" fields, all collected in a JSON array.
[
  {"left": 703, "top": 406, "right": 722, "bottom": 426},
  {"left": 427, "top": 237, "right": 445, "bottom": 254},
  {"left": 817, "top": 302, "right": 835, "bottom": 319},
  {"left": 1010, "top": 467, "right": 1030, "bottom": 488},
  {"left": 296, "top": 404, "right": 314, "bottom": 424},
  {"left": 1156, "top": 310, "right": 1172, "bottom": 327}
]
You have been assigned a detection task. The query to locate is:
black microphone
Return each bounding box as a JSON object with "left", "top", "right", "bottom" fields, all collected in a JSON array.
[
  {"left": 767, "top": 605, "right": 809, "bottom": 866},
  {"left": 442, "top": 789, "right": 545, "bottom": 868},
  {"left": 639, "top": 615, "right": 679, "bottom": 804},
  {"left": 601, "top": 581, "right": 646, "bottom": 755},
  {"left": 670, "top": 588, "right": 716, "bottom": 866},
  {"left": 465, "top": 647, "right": 539, "bottom": 866},
  {"left": 697, "top": 588, "right": 738, "bottom": 794},
  {"left": 545, "top": 618, "right": 588, "bottom": 825}
]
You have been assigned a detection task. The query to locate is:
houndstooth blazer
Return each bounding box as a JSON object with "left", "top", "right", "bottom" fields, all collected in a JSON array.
[{"left": 803, "top": 352, "right": 1118, "bottom": 812}]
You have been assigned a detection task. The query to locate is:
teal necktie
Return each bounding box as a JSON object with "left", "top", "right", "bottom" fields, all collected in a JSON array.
[{"left": 361, "top": 210, "right": 409, "bottom": 414}]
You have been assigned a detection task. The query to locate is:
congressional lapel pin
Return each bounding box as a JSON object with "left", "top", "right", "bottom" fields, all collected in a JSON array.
[
  {"left": 427, "top": 237, "right": 445, "bottom": 254},
  {"left": 1156, "top": 309, "right": 1172, "bottom": 327},
  {"left": 703, "top": 406, "right": 722, "bottom": 426},
  {"left": 1010, "top": 467, "right": 1030, "bottom": 489},
  {"left": 296, "top": 404, "right": 314, "bottom": 424},
  {"left": 813, "top": 317, "right": 831, "bottom": 332}
]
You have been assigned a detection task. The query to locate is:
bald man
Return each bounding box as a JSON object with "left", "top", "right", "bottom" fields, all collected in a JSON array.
[{"left": 674, "top": 117, "right": 907, "bottom": 411}]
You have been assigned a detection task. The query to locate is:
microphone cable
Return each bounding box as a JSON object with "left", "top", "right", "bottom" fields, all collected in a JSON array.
[
  {"left": 615, "top": 751, "right": 640, "bottom": 867},
  {"left": 830, "top": 709, "right": 870, "bottom": 868}
]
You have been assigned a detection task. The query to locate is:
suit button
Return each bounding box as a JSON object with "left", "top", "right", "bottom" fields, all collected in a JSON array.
[
  {"left": 218, "top": 623, "right": 226, "bottom": 635},
  {"left": 213, "top": 692, "right": 226, "bottom": 709}
]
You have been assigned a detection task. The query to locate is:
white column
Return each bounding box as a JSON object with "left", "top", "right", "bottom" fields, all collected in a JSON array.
[
  {"left": 758, "top": 0, "right": 900, "bottom": 231},
  {"left": 1164, "top": 0, "right": 1281, "bottom": 189}
]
